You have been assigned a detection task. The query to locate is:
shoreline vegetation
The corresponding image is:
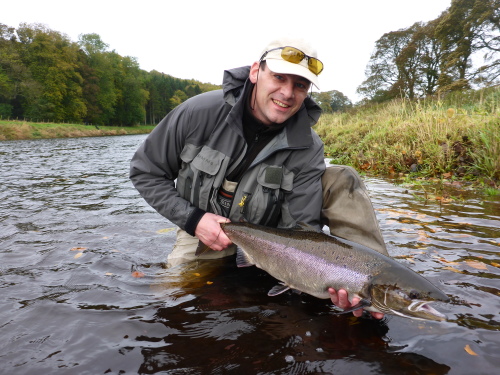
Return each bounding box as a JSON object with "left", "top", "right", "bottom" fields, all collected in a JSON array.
[
  {"left": 1, "top": 88, "right": 499, "bottom": 196},
  {"left": 0, "top": 120, "right": 155, "bottom": 140},
  {"left": 314, "top": 87, "right": 500, "bottom": 196}
]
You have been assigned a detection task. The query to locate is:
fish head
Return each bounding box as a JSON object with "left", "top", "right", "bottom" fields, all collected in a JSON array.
[{"left": 369, "top": 267, "right": 450, "bottom": 321}]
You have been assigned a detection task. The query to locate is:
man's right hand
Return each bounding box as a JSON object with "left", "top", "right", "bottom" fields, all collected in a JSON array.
[{"left": 195, "top": 213, "right": 232, "bottom": 251}]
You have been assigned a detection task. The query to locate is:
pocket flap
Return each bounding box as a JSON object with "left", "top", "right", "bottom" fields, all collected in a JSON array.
[{"left": 191, "top": 146, "right": 225, "bottom": 175}]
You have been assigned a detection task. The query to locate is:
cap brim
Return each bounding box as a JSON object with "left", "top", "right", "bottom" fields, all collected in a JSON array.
[{"left": 266, "top": 58, "right": 320, "bottom": 90}]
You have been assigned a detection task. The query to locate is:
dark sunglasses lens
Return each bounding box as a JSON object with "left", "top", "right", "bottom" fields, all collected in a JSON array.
[{"left": 281, "top": 47, "right": 304, "bottom": 64}]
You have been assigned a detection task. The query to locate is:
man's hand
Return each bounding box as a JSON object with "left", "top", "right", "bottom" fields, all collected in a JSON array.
[
  {"left": 195, "top": 213, "right": 232, "bottom": 251},
  {"left": 328, "top": 287, "right": 384, "bottom": 320}
]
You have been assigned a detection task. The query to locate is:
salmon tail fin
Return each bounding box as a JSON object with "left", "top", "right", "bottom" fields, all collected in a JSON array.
[
  {"left": 236, "top": 248, "right": 254, "bottom": 268},
  {"left": 195, "top": 240, "right": 211, "bottom": 256}
]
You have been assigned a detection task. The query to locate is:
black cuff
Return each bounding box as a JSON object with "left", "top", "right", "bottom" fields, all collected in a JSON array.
[{"left": 185, "top": 208, "right": 206, "bottom": 236}]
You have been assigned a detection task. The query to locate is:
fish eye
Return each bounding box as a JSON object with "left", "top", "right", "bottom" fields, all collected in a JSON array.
[{"left": 409, "top": 290, "right": 421, "bottom": 299}]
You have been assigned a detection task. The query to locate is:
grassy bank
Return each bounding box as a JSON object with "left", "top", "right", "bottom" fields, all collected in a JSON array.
[
  {"left": 0, "top": 120, "right": 155, "bottom": 140},
  {"left": 315, "top": 87, "right": 500, "bottom": 191}
]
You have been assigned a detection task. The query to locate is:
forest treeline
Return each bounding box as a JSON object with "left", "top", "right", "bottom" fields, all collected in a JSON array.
[
  {"left": 313, "top": 0, "right": 499, "bottom": 113},
  {"left": 0, "top": 23, "right": 220, "bottom": 126},
  {"left": 1, "top": 0, "right": 498, "bottom": 124}
]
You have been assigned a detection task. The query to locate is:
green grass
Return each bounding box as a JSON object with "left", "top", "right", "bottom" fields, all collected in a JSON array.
[
  {"left": 315, "top": 86, "right": 500, "bottom": 185},
  {"left": 0, "top": 120, "right": 155, "bottom": 140}
]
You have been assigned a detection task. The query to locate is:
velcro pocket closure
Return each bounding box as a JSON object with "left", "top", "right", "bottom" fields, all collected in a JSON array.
[{"left": 257, "top": 165, "right": 294, "bottom": 191}]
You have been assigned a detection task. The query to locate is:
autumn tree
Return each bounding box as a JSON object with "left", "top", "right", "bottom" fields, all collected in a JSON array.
[
  {"left": 435, "top": 0, "right": 500, "bottom": 91},
  {"left": 357, "top": 27, "right": 414, "bottom": 101}
]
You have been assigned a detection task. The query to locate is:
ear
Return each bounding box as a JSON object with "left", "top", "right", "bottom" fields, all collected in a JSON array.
[{"left": 249, "top": 62, "right": 261, "bottom": 84}]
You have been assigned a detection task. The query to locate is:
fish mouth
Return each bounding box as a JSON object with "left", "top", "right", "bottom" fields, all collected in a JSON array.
[
  {"left": 393, "top": 300, "right": 448, "bottom": 321},
  {"left": 373, "top": 299, "right": 448, "bottom": 321}
]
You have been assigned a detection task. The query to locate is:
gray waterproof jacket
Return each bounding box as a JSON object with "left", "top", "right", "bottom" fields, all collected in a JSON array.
[{"left": 130, "top": 66, "right": 325, "bottom": 234}]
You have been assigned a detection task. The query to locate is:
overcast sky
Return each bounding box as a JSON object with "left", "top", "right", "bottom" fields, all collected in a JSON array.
[{"left": 4, "top": 0, "right": 451, "bottom": 102}]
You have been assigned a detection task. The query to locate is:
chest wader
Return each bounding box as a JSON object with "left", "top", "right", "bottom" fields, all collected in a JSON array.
[{"left": 321, "top": 165, "right": 388, "bottom": 256}]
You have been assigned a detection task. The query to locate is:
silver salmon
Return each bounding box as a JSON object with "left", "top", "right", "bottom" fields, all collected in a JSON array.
[{"left": 215, "top": 222, "right": 450, "bottom": 321}]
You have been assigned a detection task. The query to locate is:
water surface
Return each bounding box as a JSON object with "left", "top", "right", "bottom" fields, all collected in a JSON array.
[{"left": 1, "top": 135, "right": 499, "bottom": 374}]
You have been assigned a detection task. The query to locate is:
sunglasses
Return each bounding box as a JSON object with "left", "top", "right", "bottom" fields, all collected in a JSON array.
[{"left": 260, "top": 46, "right": 324, "bottom": 76}]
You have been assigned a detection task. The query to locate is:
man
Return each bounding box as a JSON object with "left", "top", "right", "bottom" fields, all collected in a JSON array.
[{"left": 130, "top": 37, "right": 384, "bottom": 319}]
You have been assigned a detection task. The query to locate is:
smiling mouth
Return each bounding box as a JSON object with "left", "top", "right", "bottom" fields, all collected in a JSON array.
[{"left": 273, "top": 99, "right": 290, "bottom": 108}]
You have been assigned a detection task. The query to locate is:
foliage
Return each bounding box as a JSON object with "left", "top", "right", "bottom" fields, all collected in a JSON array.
[
  {"left": 0, "top": 119, "right": 154, "bottom": 140},
  {"left": 357, "top": 0, "right": 500, "bottom": 103},
  {"left": 311, "top": 90, "right": 352, "bottom": 113},
  {"left": 0, "top": 23, "right": 220, "bottom": 126},
  {"left": 315, "top": 87, "right": 500, "bottom": 184}
]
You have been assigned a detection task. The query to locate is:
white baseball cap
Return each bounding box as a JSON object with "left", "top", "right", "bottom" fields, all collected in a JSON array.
[{"left": 259, "top": 37, "right": 323, "bottom": 89}]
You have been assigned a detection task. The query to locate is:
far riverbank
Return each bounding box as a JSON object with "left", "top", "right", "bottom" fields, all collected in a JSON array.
[{"left": 0, "top": 120, "right": 155, "bottom": 141}]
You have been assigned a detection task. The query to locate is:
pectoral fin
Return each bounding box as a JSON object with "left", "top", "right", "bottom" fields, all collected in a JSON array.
[
  {"left": 268, "top": 283, "right": 291, "bottom": 296},
  {"left": 236, "top": 248, "right": 255, "bottom": 268},
  {"left": 333, "top": 299, "right": 371, "bottom": 315}
]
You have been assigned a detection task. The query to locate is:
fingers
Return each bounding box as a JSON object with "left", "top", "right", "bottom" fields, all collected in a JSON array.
[
  {"left": 328, "top": 287, "right": 384, "bottom": 320},
  {"left": 370, "top": 312, "right": 385, "bottom": 320},
  {"left": 195, "top": 213, "right": 232, "bottom": 251}
]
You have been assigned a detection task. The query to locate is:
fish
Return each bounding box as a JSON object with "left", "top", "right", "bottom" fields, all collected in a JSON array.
[{"left": 201, "top": 221, "right": 450, "bottom": 321}]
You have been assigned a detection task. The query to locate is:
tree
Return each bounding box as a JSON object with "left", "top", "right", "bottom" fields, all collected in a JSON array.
[
  {"left": 357, "top": 27, "right": 415, "bottom": 101},
  {"left": 312, "top": 90, "right": 352, "bottom": 113},
  {"left": 111, "top": 56, "right": 149, "bottom": 125},
  {"left": 16, "top": 23, "right": 86, "bottom": 121},
  {"left": 434, "top": 0, "right": 500, "bottom": 91},
  {"left": 469, "top": 0, "right": 500, "bottom": 86},
  {"left": 78, "top": 33, "right": 117, "bottom": 124}
]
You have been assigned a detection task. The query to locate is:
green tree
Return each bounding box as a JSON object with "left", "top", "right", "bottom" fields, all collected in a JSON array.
[
  {"left": 0, "top": 23, "right": 41, "bottom": 118},
  {"left": 312, "top": 90, "right": 352, "bottom": 113},
  {"left": 434, "top": 0, "right": 500, "bottom": 91},
  {"left": 169, "top": 89, "right": 188, "bottom": 109},
  {"left": 111, "top": 55, "right": 149, "bottom": 125},
  {"left": 78, "top": 33, "right": 117, "bottom": 124},
  {"left": 16, "top": 23, "right": 86, "bottom": 122},
  {"left": 357, "top": 27, "right": 415, "bottom": 101}
]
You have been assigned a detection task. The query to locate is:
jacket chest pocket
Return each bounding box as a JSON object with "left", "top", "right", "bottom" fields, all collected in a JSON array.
[
  {"left": 245, "top": 164, "right": 294, "bottom": 226},
  {"left": 177, "top": 145, "right": 228, "bottom": 211}
]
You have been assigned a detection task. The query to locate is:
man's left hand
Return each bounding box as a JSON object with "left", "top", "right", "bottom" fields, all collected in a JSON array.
[{"left": 328, "top": 287, "right": 384, "bottom": 320}]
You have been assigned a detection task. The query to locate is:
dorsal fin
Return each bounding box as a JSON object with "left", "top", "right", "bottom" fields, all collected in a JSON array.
[{"left": 294, "top": 222, "right": 320, "bottom": 232}]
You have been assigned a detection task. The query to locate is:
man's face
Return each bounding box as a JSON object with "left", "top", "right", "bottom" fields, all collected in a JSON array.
[{"left": 249, "top": 62, "right": 311, "bottom": 125}]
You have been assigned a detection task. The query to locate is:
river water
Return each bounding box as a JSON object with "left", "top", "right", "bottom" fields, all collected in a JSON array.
[{"left": 1, "top": 134, "right": 499, "bottom": 374}]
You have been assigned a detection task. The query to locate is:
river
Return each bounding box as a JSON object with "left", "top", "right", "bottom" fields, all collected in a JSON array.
[{"left": 1, "top": 134, "right": 499, "bottom": 374}]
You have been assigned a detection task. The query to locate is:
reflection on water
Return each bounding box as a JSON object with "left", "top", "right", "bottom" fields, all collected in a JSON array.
[{"left": 0, "top": 135, "right": 499, "bottom": 374}]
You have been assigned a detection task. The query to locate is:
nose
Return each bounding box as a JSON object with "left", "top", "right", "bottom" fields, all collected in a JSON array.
[{"left": 280, "top": 81, "right": 295, "bottom": 99}]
